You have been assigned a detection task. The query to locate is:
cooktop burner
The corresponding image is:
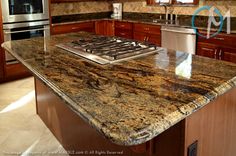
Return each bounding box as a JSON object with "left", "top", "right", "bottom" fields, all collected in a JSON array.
[{"left": 56, "top": 35, "right": 164, "bottom": 64}]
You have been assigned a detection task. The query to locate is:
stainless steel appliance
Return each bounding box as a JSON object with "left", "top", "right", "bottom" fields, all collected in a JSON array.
[
  {"left": 161, "top": 26, "right": 196, "bottom": 54},
  {"left": 57, "top": 35, "right": 164, "bottom": 65},
  {"left": 3, "top": 21, "right": 50, "bottom": 64},
  {"left": 2, "top": 0, "right": 50, "bottom": 64},
  {"left": 2, "top": 0, "right": 49, "bottom": 23},
  {"left": 111, "top": 3, "right": 122, "bottom": 19}
]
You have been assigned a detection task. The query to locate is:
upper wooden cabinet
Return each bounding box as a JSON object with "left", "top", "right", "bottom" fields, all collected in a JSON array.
[{"left": 147, "top": 0, "right": 199, "bottom": 5}]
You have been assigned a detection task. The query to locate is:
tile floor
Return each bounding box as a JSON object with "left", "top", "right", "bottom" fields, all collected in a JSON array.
[{"left": 0, "top": 77, "right": 68, "bottom": 156}]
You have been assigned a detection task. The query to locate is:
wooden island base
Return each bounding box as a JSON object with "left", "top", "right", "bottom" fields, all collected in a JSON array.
[{"left": 35, "top": 78, "right": 236, "bottom": 156}]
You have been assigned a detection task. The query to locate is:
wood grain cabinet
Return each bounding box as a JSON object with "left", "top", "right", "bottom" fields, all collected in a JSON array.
[
  {"left": 133, "top": 23, "right": 161, "bottom": 46},
  {"left": 115, "top": 21, "right": 133, "bottom": 39},
  {"left": 95, "top": 20, "right": 114, "bottom": 36},
  {"left": 197, "top": 31, "right": 236, "bottom": 63},
  {"left": 51, "top": 22, "right": 95, "bottom": 35}
]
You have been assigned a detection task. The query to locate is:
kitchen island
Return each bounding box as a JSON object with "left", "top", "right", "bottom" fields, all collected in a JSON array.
[{"left": 2, "top": 32, "right": 236, "bottom": 156}]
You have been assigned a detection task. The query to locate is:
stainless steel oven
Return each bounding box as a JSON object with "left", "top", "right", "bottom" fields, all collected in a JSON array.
[
  {"left": 3, "top": 21, "right": 50, "bottom": 64},
  {"left": 2, "top": 0, "right": 49, "bottom": 23}
]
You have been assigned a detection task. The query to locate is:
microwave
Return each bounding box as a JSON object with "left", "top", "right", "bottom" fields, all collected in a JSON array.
[{"left": 2, "top": 0, "right": 49, "bottom": 23}]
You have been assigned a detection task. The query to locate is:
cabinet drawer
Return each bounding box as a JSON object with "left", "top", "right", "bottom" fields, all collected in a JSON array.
[
  {"left": 197, "top": 42, "right": 218, "bottom": 59},
  {"left": 52, "top": 22, "right": 95, "bottom": 35},
  {"left": 115, "top": 21, "right": 132, "bottom": 30},
  {"left": 198, "top": 31, "right": 236, "bottom": 48},
  {"left": 134, "top": 23, "right": 161, "bottom": 35},
  {"left": 134, "top": 32, "right": 161, "bottom": 46},
  {"left": 115, "top": 29, "right": 133, "bottom": 39}
]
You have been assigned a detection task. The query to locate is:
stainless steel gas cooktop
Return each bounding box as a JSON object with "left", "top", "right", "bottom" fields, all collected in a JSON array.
[{"left": 56, "top": 35, "right": 164, "bottom": 64}]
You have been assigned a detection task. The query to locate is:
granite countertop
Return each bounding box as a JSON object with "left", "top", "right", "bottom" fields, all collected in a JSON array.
[
  {"left": 51, "top": 12, "right": 236, "bottom": 33},
  {"left": 2, "top": 32, "right": 236, "bottom": 146}
]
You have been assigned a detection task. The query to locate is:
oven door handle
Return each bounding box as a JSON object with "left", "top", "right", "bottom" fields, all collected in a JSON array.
[{"left": 4, "top": 27, "right": 49, "bottom": 34}]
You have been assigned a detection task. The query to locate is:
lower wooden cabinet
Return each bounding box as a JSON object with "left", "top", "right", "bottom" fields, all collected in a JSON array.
[
  {"left": 52, "top": 22, "right": 95, "bottom": 35},
  {"left": 95, "top": 20, "right": 114, "bottom": 36},
  {"left": 197, "top": 31, "right": 236, "bottom": 64},
  {"left": 220, "top": 47, "right": 236, "bottom": 63},
  {"left": 133, "top": 23, "right": 161, "bottom": 46},
  {"left": 197, "top": 42, "right": 236, "bottom": 63},
  {"left": 197, "top": 42, "right": 218, "bottom": 59},
  {"left": 115, "top": 29, "right": 133, "bottom": 39},
  {"left": 115, "top": 21, "right": 133, "bottom": 39},
  {"left": 5, "top": 63, "right": 31, "bottom": 82},
  {"left": 133, "top": 32, "right": 161, "bottom": 46},
  {"left": 0, "top": 50, "right": 5, "bottom": 81}
]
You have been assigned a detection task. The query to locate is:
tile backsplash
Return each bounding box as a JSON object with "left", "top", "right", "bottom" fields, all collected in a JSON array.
[
  {"left": 122, "top": 0, "right": 236, "bottom": 17},
  {"left": 51, "top": 2, "right": 111, "bottom": 16},
  {"left": 51, "top": 0, "right": 236, "bottom": 17}
]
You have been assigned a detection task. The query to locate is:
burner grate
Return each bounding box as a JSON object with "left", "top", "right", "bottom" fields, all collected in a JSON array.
[{"left": 56, "top": 35, "right": 164, "bottom": 64}]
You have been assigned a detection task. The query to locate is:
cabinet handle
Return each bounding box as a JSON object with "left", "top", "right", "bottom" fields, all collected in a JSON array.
[
  {"left": 219, "top": 49, "right": 222, "bottom": 60},
  {"left": 144, "top": 36, "right": 147, "bottom": 41},
  {"left": 214, "top": 49, "right": 217, "bottom": 59},
  {"left": 146, "top": 36, "right": 150, "bottom": 41},
  {"left": 120, "top": 24, "right": 125, "bottom": 27},
  {"left": 144, "top": 27, "right": 150, "bottom": 31},
  {"left": 202, "top": 47, "right": 214, "bottom": 51},
  {"left": 120, "top": 32, "right": 126, "bottom": 36},
  {"left": 72, "top": 27, "right": 79, "bottom": 30},
  {"left": 213, "top": 37, "right": 225, "bottom": 41}
]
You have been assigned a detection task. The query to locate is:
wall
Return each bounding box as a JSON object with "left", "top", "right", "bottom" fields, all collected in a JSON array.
[
  {"left": 51, "top": 2, "right": 111, "bottom": 16},
  {"left": 51, "top": 0, "right": 236, "bottom": 17},
  {"left": 122, "top": 0, "right": 236, "bottom": 16}
]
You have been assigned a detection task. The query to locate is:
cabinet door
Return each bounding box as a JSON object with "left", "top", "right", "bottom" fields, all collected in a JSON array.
[
  {"left": 220, "top": 47, "right": 236, "bottom": 63},
  {"left": 134, "top": 23, "right": 161, "bottom": 35},
  {"left": 52, "top": 22, "right": 95, "bottom": 35},
  {"left": 106, "top": 20, "right": 115, "bottom": 36},
  {"left": 115, "top": 29, "right": 133, "bottom": 39},
  {"left": 95, "top": 20, "right": 106, "bottom": 35},
  {"left": 197, "top": 42, "right": 218, "bottom": 59},
  {"left": 0, "top": 50, "right": 4, "bottom": 80},
  {"left": 147, "top": 34, "right": 161, "bottom": 46},
  {"left": 133, "top": 32, "right": 147, "bottom": 42}
]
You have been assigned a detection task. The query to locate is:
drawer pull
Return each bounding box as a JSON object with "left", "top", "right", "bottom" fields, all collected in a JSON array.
[
  {"left": 120, "top": 32, "right": 126, "bottom": 36},
  {"left": 144, "top": 36, "right": 147, "bottom": 41},
  {"left": 219, "top": 49, "right": 222, "bottom": 60},
  {"left": 214, "top": 49, "right": 217, "bottom": 59},
  {"left": 120, "top": 25, "right": 125, "bottom": 27},
  {"left": 202, "top": 47, "right": 214, "bottom": 51},
  {"left": 72, "top": 27, "right": 79, "bottom": 30},
  {"left": 213, "top": 37, "right": 225, "bottom": 40},
  {"left": 144, "top": 27, "right": 150, "bottom": 31}
]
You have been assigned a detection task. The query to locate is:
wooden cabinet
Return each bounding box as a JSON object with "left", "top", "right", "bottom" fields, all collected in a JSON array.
[
  {"left": 5, "top": 63, "right": 31, "bottom": 81},
  {"left": 133, "top": 23, "right": 161, "bottom": 46},
  {"left": 51, "top": 22, "right": 95, "bottom": 35},
  {"left": 197, "top": 31, "right": 236, "bottom": 63},
  {"left": 95, "top": 20, "right": 114, "bottom": 36},
  {"left": 220, "top": 47, "right": 236, "bottom": 63},
  {"left": 115, "top": 21, "right": 133, "bottom": 39},
  {"left": 197, "top": 43, "right": 218, "bottom": 59}
]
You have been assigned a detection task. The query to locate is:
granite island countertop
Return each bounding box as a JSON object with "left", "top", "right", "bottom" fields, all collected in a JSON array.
[{"left": 2, "top": 32, "right": 236, "bottom": 146}]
